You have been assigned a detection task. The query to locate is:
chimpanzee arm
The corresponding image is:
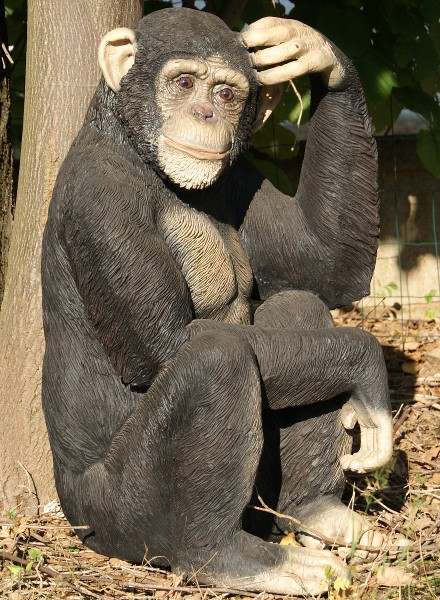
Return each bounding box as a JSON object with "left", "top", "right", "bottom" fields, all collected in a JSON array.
[
  {"left": 54, "top": 146, "right": 192, "bottom": 387},
  {"left": 240, "top": 20, "right": 379, "bottom": 308}
]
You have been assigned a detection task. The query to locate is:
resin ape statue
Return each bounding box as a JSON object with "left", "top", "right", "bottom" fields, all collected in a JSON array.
[{"left": 42, "top": 8, "right": 392, "bottom": 596}]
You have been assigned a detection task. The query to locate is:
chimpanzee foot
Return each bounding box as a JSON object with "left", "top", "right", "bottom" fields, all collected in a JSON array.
[
  {"left": 294, "top": 496, "right": 383, "bottom": 562},
  {"left": 187, "top": 530, "right": 349, "bottom": 596}
]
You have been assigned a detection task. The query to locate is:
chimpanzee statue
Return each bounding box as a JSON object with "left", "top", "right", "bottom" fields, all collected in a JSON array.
[{"left": 42, "top": 7, "right": 393, "bottom": 596}]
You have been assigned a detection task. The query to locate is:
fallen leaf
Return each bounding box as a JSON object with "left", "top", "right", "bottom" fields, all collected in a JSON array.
[
  {"left": 108, "top": 557, "right": 131, "bottom": 567},
  {"left": 431, "top": 472, "right": 440, "bottom": 484},
  {"left": 404, "top": 341, "right": 420, "bottom": 352},
  {"left": 427, "top": 347, "right": 440, "bottom": 361},
  {"left": 279, "top": 532, "right": 300, "bottom": 546},
  {"left": 377, "top": 565, "right": 414, "bottom": 587},
  {"left": 414, "top": 516, "right": 432, "bottom": 530},
  {"left": 402, "top": 362, "right": 421, "bottom": 375},
  {"left": 391, "top": 536, "right": 411, "bottom": 547},
  {"left": 422, "top": 447, "right": 440, "bottom": 461}
]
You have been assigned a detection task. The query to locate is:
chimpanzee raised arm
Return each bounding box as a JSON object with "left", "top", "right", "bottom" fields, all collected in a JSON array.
[{"left": 240, "top": 18, "right": 379, "bottom": 307}]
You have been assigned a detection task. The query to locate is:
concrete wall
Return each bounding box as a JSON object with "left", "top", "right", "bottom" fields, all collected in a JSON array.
[{"left": 363, "top": 136, "right": 440, "bottom": 320}]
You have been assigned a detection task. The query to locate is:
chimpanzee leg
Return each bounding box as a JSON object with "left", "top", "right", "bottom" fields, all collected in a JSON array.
[
  {"left": 54, "top": 330, "right": 348, "bottom": 595},
  {"left": 251, "top": 291, "right": 349, "bottom": 514},
  {"left": 249, "top": 290, "right": 383, "bottom": 558}
]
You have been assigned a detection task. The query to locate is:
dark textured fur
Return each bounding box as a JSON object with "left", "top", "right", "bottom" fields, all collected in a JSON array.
[{"left": 42, "top": 7, "right": 387, "bottom": 587}]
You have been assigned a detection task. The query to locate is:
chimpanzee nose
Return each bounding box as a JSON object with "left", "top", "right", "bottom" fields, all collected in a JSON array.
[{"left": 189, "top": 103, "right": 217, "bottom": 123}]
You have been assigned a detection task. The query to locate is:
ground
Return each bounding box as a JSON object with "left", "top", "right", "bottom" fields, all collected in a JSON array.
[{"left": 1, "top": 311, "right": 439, "bottom": 599}]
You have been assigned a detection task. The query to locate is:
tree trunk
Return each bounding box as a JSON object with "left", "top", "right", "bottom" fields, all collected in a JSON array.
[
  {"left": 0, "top": 0, "right": 143, "bottom": 514},
  {"left": 0, "top": 0, "right": 14, "bottom": 304}
]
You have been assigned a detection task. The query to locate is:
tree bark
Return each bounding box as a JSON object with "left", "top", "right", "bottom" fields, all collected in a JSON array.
[
  {"left": 0, "top": 0, "right": 143, "bottom": 514},
  {"left": 0, "top": 0, "right": 14, "bottom": 304}
]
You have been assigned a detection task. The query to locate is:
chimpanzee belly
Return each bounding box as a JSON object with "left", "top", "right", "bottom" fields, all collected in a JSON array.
[{"left": 158, "top": 202, "right": 253, "bottom": 324}]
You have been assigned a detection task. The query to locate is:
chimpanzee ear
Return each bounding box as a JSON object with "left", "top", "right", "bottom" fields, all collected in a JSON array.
[
  {"left": 98, "top": 28, "right": 138, "bottom": 93},
  {"left": 252, "top": 83, "right": 284, "bottom": 132}
]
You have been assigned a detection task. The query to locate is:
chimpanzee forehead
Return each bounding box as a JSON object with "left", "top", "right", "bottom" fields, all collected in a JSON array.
[{"left": 134, "top": 8, "right": 254, "bottom": 76}]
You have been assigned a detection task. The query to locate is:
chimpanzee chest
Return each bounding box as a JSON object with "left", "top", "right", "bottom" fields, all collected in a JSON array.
[{"left": 158, "top": 202, "right": 253, "bottom": 324}]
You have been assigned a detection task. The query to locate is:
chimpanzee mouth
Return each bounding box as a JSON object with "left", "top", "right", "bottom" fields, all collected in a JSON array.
[{"left": 161, "top": 135, "right": 230, "bottom": 160}]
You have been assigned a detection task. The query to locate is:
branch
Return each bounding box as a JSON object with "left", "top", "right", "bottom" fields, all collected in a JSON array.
[
  {"left": 252, "top": 493, "right": 392, "bottom": 553},
  {"left": 1, "top": 42, "right": 13, "bottom": 71}
]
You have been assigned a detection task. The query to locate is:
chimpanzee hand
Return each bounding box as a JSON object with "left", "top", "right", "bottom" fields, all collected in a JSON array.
[
  {"left": 340, "top": 399, "right": 394, "bottom": 474},
  {"left": 241, "top": 17, "right": 346, "bottom": 89}
]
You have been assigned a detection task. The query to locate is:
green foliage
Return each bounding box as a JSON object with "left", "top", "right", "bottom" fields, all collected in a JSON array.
[
  {"left": 417, "top": 128, "right": 440, "bottom": 177},
  {"left": 377, "top": 281, "right": 399, "bottom": 298},
  {"left": 5, "top": 508, "right": 18, "bottom": 521},
  {"left": 7, "top": 563, "right": 22, "bottom": 576},
  {"left": 424, "top": 288, "right": 437, "bottom": 319}
]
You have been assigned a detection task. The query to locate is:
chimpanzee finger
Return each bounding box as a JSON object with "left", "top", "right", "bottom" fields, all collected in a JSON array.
[
  {"left": 241, "top": 24, "right": 292, "bottom": 49},
  {"left": 256, "top": 50, "right": 332, "bottom": 85},
  {"left": 251, "top": 39, "right": 303, "bottom": 68}
]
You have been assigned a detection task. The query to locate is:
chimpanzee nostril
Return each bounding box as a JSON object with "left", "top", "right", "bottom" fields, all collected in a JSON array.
[{"left": 189, "top": 103, "right": 217, "bottom": 123}]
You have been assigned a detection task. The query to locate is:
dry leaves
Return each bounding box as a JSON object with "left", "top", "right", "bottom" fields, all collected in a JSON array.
[{"left": 377, "top": 565, "right": 415, "bottom": 587}]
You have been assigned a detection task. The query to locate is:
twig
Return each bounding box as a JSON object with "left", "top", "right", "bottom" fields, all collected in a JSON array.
[
  {"left": 252, "top": 493, "right": 387, "bottom": 552},
  {"left": 1, "top": 42, "right": 14, "bottom": 67},
  {"left": 1, "top": 549, "right": 62, "bottom": 578},
  {"left": 17, "top": 461, "right": 40, "bottom": 513},
  {"left": 24, "top": 524, "right": 90, "bottom": 530},
  {"left": 410, "top": 456, "right": 440, "bottom": 469},
  {"left": 393, "top": 404, "right": 412, "bottom": 433},
  {"left": 288, "top": 80, "right": 303, "bottom": 151},
  {"left": 413, "top": 395, "right": 440, "bottom": 410}
]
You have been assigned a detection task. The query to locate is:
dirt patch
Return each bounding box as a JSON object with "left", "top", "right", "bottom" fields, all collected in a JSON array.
[{"left": 1, "top": 313, "right": 439, "bottom": 599}]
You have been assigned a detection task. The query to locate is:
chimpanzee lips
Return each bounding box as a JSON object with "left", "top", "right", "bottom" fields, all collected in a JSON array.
[{"left": 161, "top": 135, "right": 231, "bottom": 160}]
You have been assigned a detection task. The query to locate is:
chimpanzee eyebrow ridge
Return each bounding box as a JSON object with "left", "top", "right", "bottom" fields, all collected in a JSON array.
[{"left": 160, "top": 57, "right": 249, "bottom": 90}]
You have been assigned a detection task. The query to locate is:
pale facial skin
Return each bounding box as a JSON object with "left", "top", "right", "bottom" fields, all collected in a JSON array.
[{"left": 155, "top": 56, "right": 250, "bottom": 189}]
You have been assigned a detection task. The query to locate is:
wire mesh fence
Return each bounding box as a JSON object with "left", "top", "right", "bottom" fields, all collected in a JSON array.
[{"left": 355, "top": 135, "right": 440, "bottom": 341}]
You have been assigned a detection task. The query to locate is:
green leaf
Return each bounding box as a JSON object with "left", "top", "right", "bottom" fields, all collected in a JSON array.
[
  {"left": 429, "top": 22, "right": 440, "bottom": 56},
  {"left": 416, "top": 128, "right": 440, "bottom": 177},
  {"left": 27, "top": 548, "right": 44, "bottom": 563},
  {"left": 394, "top": 33, "right": 439, "bottom": 81},
  {"left": 367, "top": 96, "right": 403, "bottom": 133},
  {"left": 425, "top": 289, "right": 437, "bottom": 303},
  {"left": 317, "top": 4, "right": 372, "bottom": 59},
  {"left": 355, "top": 50, "right": 397, "bottom": 105},
  {"left": 389, "top": 5, "right": 425, "bottom": 37},
  {"left": 7, "top": 564, "right": 22, "bottom": 576},
  {"left": 393, "top": 85, "right": 440, "bottom": 123},
  {"left": 420, "top": 0, "right": 440, "bottom": 22}
]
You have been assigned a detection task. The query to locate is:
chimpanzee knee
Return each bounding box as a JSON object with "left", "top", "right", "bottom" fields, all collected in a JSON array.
[{"left": 255, "top": 290, "right": 334, "bottom": 330}]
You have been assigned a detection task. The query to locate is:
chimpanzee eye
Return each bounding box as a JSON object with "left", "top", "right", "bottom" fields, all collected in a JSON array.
[
  {"left": 218, "top": 87, "right": 234, "bottom": 102},
  {"left": 176, "top": 76, "right": 194, "bottom": 89}
]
